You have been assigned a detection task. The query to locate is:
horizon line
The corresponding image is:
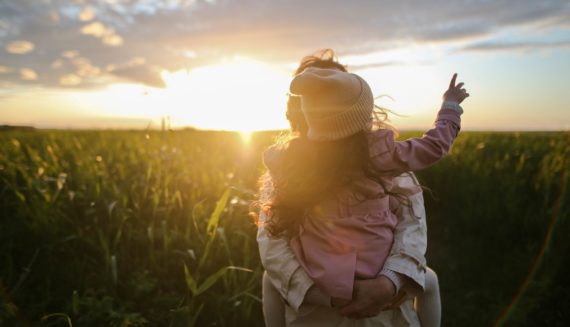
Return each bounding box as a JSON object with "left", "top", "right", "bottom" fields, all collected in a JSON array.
[{"left": 1, "top": 124, "right": 568, "bottom": 133}]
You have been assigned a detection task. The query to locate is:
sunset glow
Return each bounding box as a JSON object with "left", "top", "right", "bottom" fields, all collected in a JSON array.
[
  {"left": 239, "top": 131, "right": 253, "bottom": 143},
  {"left": 1, "top": 1, "right": 569, "bottom": 131},
  {"left": 157, "top": 57, "right": 291, "bottom": 131},
  {"left": 5, "top": 57, "right": 293, "bottom": 131}
]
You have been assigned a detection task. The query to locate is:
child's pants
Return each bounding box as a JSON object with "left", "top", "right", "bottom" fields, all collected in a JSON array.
[{"left": 415, "top": 267, "right": 441, "bottom": 327}]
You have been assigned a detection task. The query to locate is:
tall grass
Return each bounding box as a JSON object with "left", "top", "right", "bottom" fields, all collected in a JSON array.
[
  {"left": 416, "top": 132, "right": 570, "bottom": 326},
  {"left": 0, "top": 130, "right": 269, "bottom": 326},
  {"left": 0, "top": 129, "right": 568, "bottom": 326}
]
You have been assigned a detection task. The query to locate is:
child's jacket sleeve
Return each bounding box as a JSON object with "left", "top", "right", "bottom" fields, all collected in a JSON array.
[{"left": 368, "top": 106, "right": 462, "bottom": 176}]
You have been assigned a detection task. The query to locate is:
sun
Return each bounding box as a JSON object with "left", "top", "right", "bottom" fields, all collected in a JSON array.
[
  {"left": 239, "top": 131, "right": 253, "bottom": 143},
  {"left": 158, "top": 56, "right": 291, "bottom": 132}
]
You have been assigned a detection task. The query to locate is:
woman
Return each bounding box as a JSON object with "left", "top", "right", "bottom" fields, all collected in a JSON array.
[{"left": 257, "top": 50, "right": 441, "bottom": 326}]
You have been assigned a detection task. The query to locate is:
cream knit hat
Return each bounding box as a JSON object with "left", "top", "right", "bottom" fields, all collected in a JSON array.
[{"left": 289, "top": 67, "right": 374, "bottom": 141}]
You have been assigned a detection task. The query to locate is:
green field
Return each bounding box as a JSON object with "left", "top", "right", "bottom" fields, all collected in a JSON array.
[{"left": 1, "top": 129, "right": 569, "bottom": 326}]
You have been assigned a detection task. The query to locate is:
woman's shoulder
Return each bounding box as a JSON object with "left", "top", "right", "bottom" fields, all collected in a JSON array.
[{"left": 392, "top": 172, "right": 423, "bottom": 195}]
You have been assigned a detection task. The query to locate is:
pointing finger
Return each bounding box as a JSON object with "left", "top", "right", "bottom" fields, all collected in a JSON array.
[{"left": 450, "top": 73, "right": 457, "bottom": 88}]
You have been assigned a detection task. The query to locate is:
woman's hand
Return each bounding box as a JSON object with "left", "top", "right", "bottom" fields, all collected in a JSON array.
[
  {"left": 337, "top": 276, "right": 397, "bottom": 319},
  {"left": 443, "top": 73, "right": 469, "bottom": 104},
  {"left": 331, "top": 297, "right": 351, "bottom": 308}
]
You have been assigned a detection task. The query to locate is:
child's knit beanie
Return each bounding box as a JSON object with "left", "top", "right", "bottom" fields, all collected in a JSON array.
[{"left": 289, "top": 67, "right": 373, "bottom": 141}]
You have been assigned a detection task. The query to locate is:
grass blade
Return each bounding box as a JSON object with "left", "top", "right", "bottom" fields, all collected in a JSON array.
[
  {"left": 195, "top": 266, "right": 252, "bottom": 296},
  {"left": 207, "top": 189, "right": 230, "bottom": 236}
]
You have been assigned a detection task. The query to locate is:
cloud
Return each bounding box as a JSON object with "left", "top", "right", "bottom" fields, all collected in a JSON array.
[
  {"left": 19, "top": 68, "right": 38, "bottom": 81},
  {"left": 0, "top": 65, "right": 13, "bottom": 73},
  {"left": 111, "top": 64, "right": 166, "bottom": 88},
  {"left": 127, "top": 57, "right": 146, "bottom": 66},
  {"left": 62, "top": 51, "right": 79, "bottom": 59},
  {"left": 72, "top": 57, "right": 101, "bottom": 77},
  {"left": 80, "top": 22, "right": 107, "bottom": 37},
  {"left": 80, "top": 21, "right": 123, "bottom": 46},
  {"left": 0, "top": 0, "right": 568, "bottom": 89},
  {"left": 79, "top": 7, "right": 96, "bottom": 22},
  {"left": 59, "top": 74, "right": 81, "bottom": 86},
  {"left": 462, "top": 40, "right": 570, "bottom": 52},
  {"left": 5, "top": 40, "right": 35, "bottom": 54}
]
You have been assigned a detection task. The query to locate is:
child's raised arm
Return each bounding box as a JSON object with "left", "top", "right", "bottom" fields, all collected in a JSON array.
[{"left": 368, "top": 74, "right": 469, "bottom": 175}]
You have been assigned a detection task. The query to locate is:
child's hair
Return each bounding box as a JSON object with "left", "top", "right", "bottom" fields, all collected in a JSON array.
[{"left": 259, "top": 49, "right": 406, "bottom": 238}]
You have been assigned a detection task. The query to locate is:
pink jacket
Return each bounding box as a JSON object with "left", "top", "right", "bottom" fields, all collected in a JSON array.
[{"left": 264, "top": 107, "right": 461, "bottom": 300}]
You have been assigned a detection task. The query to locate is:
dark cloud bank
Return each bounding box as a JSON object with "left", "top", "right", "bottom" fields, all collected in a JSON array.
[{"left": 0, "top": 0, "right": 568, "bottom": 89}]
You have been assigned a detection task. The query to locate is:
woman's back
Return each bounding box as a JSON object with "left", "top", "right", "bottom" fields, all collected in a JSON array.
[{"left": 264, "top": 139, "right": 399, "bottom": 300}]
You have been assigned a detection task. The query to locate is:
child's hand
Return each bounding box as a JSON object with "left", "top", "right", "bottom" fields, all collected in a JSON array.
[{"left": 443, "top": 73, "right": 469, "bottom": 104}]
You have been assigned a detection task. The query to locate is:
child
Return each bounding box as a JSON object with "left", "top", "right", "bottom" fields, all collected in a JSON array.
[{"left": 260, "top": 66, "right": 468, "bottom": 326}]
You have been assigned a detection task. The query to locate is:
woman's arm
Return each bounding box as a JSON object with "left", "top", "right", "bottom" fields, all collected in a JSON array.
[
  {"left": 383, "top": 172, "right": 428, "bottom": 296},
  {"left": 257, "top": 173, "right": 316, "bottom": 311},
  {"left": 257, "top": 172, "right": 428, "bottom": 312}
]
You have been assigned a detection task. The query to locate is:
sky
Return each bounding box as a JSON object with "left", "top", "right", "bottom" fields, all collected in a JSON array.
[{"left": 1, "top": 0, "right": 569, "bottom": 131}]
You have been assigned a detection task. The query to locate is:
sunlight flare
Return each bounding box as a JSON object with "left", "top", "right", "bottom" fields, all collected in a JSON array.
[
  {"left": 239, "top": 131, "right": 253, "bottom": 143},
  {"left": 160, "top": 56, "right": 291, "bottom": 131}
]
